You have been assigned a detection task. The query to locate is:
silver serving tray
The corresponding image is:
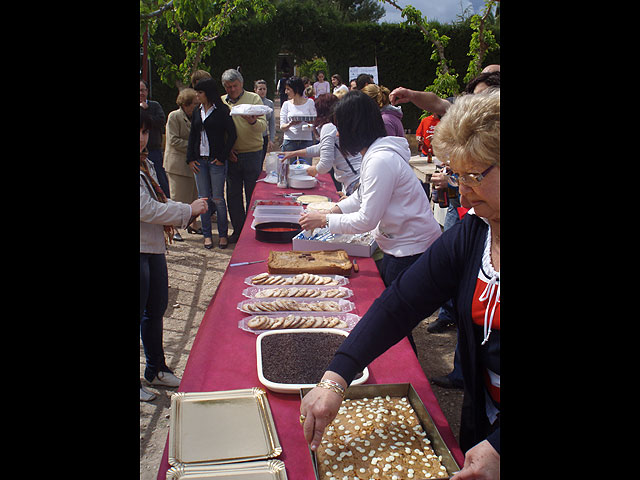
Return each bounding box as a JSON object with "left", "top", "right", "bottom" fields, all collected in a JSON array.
[
  {"left": 166, "top": 459, "right": 287, "bottom": 479},
  {"left": 168, "top": 388, "right": 282, "bottom": 468}
]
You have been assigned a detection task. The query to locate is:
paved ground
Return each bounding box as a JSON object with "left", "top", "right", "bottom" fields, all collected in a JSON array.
[{"left": 139, "top": 97, "right": 463, "bottom": 479}]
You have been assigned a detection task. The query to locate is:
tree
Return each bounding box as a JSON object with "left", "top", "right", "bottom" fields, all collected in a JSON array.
[
  {"left": 381, "top": 0, "right": 460, "bottom": 100},
  {"left": 140, "top": 0, "right": 275, "bottom": 89},
  {"left": 333, "top": 0, "right": 385, "bottom": 23},
  {"left": 463, "top": 0, "right": 500, "bottom": 84}
]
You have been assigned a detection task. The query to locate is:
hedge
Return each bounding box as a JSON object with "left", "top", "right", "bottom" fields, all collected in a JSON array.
[{"left": 148, "top": 12, "right": 499, "bottom": 132}]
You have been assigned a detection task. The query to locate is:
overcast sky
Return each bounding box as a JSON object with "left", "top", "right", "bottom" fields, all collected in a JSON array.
[{"left": 378, "top": 0, "right": 489, "bottom": 24}]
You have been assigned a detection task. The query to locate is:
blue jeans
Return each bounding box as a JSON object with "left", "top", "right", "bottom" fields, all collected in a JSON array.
[
  {"left": 381, "top": 252, "right": 423, "bottom": 287},
  {"left": 226, "top": 150, "right": 263, "bottom": 234},
  {"left": 381, "top": 252, "right": 424, "bottom": 355},
  {"left": 140, "top": 253, "right": 171, "bottom": 381},
  {"left": 282, "top": 139, "right": 315, "bottom": 165},
  {"left": 194, "top": 158, "right": 229, "bottom": 239}
]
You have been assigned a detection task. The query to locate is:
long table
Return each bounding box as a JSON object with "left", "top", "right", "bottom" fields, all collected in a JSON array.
[{"left": 156, "top": 172, "right": 464, "bottom": 479}]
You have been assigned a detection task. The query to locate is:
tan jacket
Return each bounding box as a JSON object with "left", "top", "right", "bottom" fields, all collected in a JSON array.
[
  {"left": 163, "top": 107, "right": 192, "bottom": 177},
  {"left": 140, "top": 159, "right": 192, "bottom": 254}
]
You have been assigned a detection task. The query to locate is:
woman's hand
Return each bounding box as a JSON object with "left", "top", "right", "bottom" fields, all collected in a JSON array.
[
  {"left": 299, "top": 211, "right": 327, "bottom": 231},
  {"left": 300, "top": 372, "right": 346, "bottom": 451},
  {"left": 281, "top": 150, "right": 304, "bottom": 161},
  {"left": 431, "top": 171, "right": 449, "bottom": 190},
  {"left": 188, "top": 160, "right": 200, "bottom": 174},
  {"left": 306, "top": 166, "right": 318, "bottom": 177},
  {"left": 190, "top": 198, "right": 208, "bottom": 216},
  {"left": 450, "top": 440, "right": 500, "bottom": 480}
]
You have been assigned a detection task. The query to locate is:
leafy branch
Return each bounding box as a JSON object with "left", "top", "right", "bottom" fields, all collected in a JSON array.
[
  {"left": 140, "top": 0, "right": 275, "bottom": 89},
  {"left": 380, "top": 0, "right": 459, "bottom": 100},
  {"left": 463, "top": 0, "right": 500, "bottom": 84}
]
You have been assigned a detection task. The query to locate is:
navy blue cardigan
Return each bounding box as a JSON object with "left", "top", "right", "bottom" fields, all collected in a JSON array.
[{"left": 328, "top": 213, "right": 500, "bottom": 455}]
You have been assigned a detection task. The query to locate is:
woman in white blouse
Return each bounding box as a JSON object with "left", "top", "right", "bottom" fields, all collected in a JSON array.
[
  {"left": 299, "top": 90, "right": 441, "bottom": 287},
  {"left": 280, "top": 76, "right": 317, "bottom": 165}
]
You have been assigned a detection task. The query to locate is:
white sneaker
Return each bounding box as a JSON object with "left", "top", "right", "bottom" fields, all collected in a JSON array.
[
  {"left": 149, "top": 371, "right": 181, "bottom": 388},
  {"left": 140, "top": 386, "right": 156, "bottom": 402}
]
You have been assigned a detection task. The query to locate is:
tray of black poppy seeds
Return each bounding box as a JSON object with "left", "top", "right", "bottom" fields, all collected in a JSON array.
[{"left": 256, "top": 328, "right": 369, "bottom": 394}]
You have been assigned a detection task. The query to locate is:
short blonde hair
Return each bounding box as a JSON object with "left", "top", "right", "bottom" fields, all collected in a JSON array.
[
  {"left": 361, "top": 84, "right": 391, "bottom": 108},
  {"left": 333, "top": 88, "right": 347, "bottom": 99},
  {"left": 431, "top": 88, "right": 500, "bottom": 172},
  {"left": 176, "top": 87, "right": 197, "bottom": 107}
]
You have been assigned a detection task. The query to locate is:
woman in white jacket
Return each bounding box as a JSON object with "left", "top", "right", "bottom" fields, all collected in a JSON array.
[
  {"left": 140, "top": 109, "right": 208, "bottom": 401},
  {"left": 281, "top": 93, "right": 361, "bottom": 196},
  {"left": 299, "top": 91, "right": 441, "bottom": 286}
]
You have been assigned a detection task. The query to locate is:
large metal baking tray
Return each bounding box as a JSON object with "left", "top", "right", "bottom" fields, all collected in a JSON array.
[
  {"left": 257, "top": 328, "right": 369, "bottom": 394},
  {"left": 300, "top": 383, "right": 460, "bottom": 479},
  {"left": 168, "top": 388, "right": 282, "bottom": 468},
  {"left": 165, "top": 459, "right": 287, "bottom": 480}
]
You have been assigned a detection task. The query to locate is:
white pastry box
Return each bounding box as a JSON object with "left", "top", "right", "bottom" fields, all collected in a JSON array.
[{"left": 292, "top": 229, "right": 378, "bottom": 257}]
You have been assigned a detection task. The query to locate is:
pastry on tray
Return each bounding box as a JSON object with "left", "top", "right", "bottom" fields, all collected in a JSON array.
[
  {"left": 249, "top": 272, "right": 341, "bottom": 286},
  {"left": 267, "top": 250, "right": 352, "bottom": 276},
  {"left": 247, "top": 314, "right": 347, "bottom": 330},
  {"left": 316, "top": 395, "right": 451, "bottom": 479}
]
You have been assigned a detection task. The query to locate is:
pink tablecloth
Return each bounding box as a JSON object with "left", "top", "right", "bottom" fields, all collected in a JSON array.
[{"left": 156, "top": 173, "right": 464, "bottom": 478}]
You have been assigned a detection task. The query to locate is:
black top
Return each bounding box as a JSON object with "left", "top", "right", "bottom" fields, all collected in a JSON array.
[{"left": 186, "top": 104, "right": 237, "bottom": 164}]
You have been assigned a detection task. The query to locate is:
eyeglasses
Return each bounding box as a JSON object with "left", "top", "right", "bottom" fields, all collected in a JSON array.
[{"left": 449, "top": 164, "right": 496, "bottom": 187}]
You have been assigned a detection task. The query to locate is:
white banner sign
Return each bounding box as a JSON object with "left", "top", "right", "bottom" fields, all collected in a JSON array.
[{"left": 349, "top": 66, "right": 379, "bottom": 85}]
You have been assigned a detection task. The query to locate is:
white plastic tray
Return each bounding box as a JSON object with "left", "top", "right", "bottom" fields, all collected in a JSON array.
[
  {"left": 244, "top": 273, "right": 349, "bottom": 287},
  {"left": 238, "top": 312, "right": 361, "bottom": 334},
  {"left": 242, "top": 285, "right": 353, "bottom": 299},
  {"left": 256, "top": 328, "right": 369, "bottom": 393},
  {"left": 238, "top": 297, "right": 355, "bottom": 315}
]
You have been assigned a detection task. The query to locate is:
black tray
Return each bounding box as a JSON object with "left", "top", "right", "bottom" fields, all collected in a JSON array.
[{"left": 255, "top": 222, "right": 302, "bottom": 243}]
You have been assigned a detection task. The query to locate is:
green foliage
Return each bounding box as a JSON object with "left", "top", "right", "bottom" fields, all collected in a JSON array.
[
  {"left": 141, "top": 0, "right": 275, "bottom": 87},
  {"left": 298, "top": 58, "right": 329, "bottom": 82},
  {"left": 143, "top": 0, "right": 500, "bottom": 131},
  {"left": 463, "top": 0, "right": 500, "bottom": 84}
]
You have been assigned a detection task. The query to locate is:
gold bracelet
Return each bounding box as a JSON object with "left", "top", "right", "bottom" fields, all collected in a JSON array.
[{"left": 316, "top": 379, "right": 345, "bottom": 399}]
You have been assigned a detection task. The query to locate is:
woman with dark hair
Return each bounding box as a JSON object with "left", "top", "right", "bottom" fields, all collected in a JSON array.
[
  {"left": 331, "top": 73, "right": 349, "bottom": 96},
  {"left": 299, "top": 91, "right": 441, "bottom": 287},
  {"left": 281, "top": 93, "right": 361, "bottom": 196},
  {"left": 140, "top": 109, "right": 209, "bottom": 401},
  {"left": 280, "top": 76, "right": 316, "bottom": 165},
  {"left": 187, "top": 79, "right": 237, "bottom": 249}
]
